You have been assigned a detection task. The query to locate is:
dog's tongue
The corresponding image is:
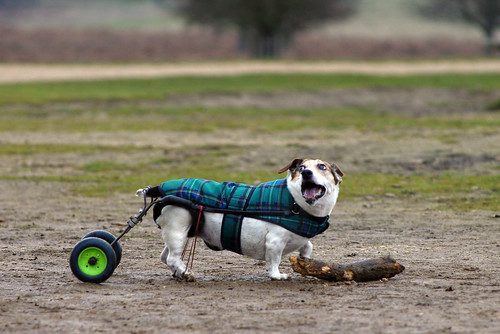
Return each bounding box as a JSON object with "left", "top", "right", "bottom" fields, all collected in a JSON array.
[{"left": 303, "top": 187, "right": 320, "bottom": 199}]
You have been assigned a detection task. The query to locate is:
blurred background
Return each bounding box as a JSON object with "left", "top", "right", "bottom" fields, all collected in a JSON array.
[{"left": 0, "top": 0, "right": 498, "bottom": 62}]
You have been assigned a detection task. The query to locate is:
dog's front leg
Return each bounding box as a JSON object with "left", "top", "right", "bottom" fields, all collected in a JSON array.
[
  {"left": 265, "top": 233, "right": 289, "bottom": 280},
  {"left": 298, "top": 241, "right": 313, "bottom": 258}
]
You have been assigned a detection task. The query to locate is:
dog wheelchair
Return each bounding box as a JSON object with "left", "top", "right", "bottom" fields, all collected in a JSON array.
[{"left": 69, "top": 190, "right": 295, "bottom": 283}]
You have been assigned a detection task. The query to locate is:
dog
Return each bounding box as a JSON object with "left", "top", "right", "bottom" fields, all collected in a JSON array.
[{"left": 136, "top": 158, "right": 343, "bottom": 281}]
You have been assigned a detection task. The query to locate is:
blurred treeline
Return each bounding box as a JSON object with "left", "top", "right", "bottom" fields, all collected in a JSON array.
[{"left": 0, "top": 0, "right": 498, "bottom": 61}]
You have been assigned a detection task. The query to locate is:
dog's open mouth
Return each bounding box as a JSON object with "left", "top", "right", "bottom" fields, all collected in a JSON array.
[{"left": 301, "top": 181, "right": 326, "bottom": 204}]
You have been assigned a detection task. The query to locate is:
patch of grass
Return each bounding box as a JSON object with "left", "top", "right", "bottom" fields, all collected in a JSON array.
[
  {"left": 58, "top": 145, "right": 273, "bottom": 196},
  {"left": 66, "top": 165, "right": 278, "bottom": 197},
  {"left": 341, "top": 172, "right": 500, "bottom": 211},
  {"left": 0, "top": 141, "right": 276, "bottom": 196},
  {"left": 0, "top": 143, "right": 140, "bottom": 155},
  {"left": 74, "top": 173, "right": 273, "bottom": 197},
  {"left": 2, "top": 106, "right": 500, "bottom": 134},
  {"left": 1, "top": 73, "right": 500, "bottom": 105},
  {"left": 78, "top": 161, "right": 131, "bottom": 173},
  {"left": 2, "top": 165, "right": 498, "bottom": 211},
  {"left": 2, "top": 72, "right": 499, "bottom": 213}
]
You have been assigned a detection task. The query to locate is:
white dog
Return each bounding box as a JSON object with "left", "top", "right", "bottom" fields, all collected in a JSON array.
[{"left": 137, "top": 158, "right": 343, "bottom": 281}]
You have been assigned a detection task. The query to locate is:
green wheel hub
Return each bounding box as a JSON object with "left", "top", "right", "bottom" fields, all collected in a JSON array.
[
  {"left": 82, "top": 230, "right": 122, "bottom": 267},
  {"left": 70, "top": 237, "right": 117, "bottom": 283},
  {"left": 78, "top": 247, "right": 108, "bottom": 276}
]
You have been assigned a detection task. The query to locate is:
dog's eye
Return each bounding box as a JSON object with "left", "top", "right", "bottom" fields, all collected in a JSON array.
[
  {"left": 298, "top": 166, "right": 305, "bottom": 172},
  {"left": 318, "top": 164, "right": 327, "bottom": 171}
]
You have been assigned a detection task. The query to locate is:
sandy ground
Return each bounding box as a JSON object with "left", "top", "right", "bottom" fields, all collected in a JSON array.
[
  {"left": 1, "top": 60, "right": 500, "bottom": 83},
  {"left": 1, "top": 66, "right": 500, "bottom": 333}
]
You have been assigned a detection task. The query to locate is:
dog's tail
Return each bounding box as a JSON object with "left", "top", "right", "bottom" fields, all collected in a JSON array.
[{"left": 135, "top": 186, "right": 162, "bottom": 198}]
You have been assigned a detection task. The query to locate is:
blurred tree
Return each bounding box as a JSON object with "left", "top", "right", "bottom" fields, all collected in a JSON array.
[
  {"left": 160, "top": 0, "right": 356, "bottom": 58},
  {"left": 417, "top": 0, "right": 500, "bottom": 54}
]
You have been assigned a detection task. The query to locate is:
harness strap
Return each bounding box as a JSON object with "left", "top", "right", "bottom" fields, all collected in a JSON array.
[
  {"left": 152, "top": 194, "right": 329, "bottom": 242},
  {"left": 153, "top": 195, "right": 325, "bottom": 220},
  {"left": 180, "top": 205, "right": 204, "bottom": 275},
  {"left": 291, "top": 202, "right": 330, "bottom": 224}
]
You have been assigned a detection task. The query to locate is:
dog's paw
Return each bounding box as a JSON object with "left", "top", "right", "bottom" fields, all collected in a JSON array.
[
  {"left": 172, "top": 271, "right": 196, "bottom": 282},
  {"left": 182, "top": 273, "right": 196, "bottom": 282},
  {"left": 270, "top": 273, "right": 289, "bottom": 281},
  {"left": 174, "top": 272, "right": 196, "bottom": 282}
]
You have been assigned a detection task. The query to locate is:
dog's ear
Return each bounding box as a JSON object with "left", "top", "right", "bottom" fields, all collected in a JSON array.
[
  {"left": 278, "top": 158, "right": 303, "bottom": 174},
  {"left": 329, "top": 162, "right": 344, "bottom": 185}
]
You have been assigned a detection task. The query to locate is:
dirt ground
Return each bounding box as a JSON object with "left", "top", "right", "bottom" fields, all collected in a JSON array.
[
  {"left": 2, "top": 60, "right": 500, "bottom": 83},
  {"left": 1, "top": 181, "right": 499, "bottom": 334},
  {"left": 1, "top": 69, "right": 500, "bottom": 333}
]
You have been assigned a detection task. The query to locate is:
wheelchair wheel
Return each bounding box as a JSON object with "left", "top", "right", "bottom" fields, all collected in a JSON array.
[
  {"left": 69, "top": 237, "right": 117, "bottom": 283},
  {"left": 82, "top": 230, "right": 122, "bottom": 266}
]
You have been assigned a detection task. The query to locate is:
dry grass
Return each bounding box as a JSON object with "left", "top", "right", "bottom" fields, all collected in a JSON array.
[{"left": 0, "top": 27, "right": 487, "bottom": 63}]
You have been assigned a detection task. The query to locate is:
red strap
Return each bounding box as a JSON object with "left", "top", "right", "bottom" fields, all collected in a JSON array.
[{"left": 181, "top": 205, "right": 203, "bottom": 274}]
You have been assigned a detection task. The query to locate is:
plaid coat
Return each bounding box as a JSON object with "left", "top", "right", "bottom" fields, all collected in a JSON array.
[{"left": 157, "top": 178, "right": 330, "bottom": 254}]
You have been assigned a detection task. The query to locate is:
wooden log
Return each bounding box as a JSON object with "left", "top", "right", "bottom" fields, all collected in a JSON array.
[{"left": 289, "top": 256, "right": 405, "bottom": 282}]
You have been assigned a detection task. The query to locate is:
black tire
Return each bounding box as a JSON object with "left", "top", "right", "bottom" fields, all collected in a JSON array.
[
  {"left": 82, "top": 230, "right": 122, "bottom": 266},
  {"left": 69, "top": 237, "right": 117, "bottom": 283}
]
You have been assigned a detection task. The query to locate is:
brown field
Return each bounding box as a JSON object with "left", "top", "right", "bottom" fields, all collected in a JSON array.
[{"left": 0, "top": 27, "right": 487, "bottom": 63}]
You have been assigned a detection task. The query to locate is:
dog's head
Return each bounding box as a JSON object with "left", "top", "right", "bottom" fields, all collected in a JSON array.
[{"left": 278, "top": 158, "right": 343, "bottom": 217}]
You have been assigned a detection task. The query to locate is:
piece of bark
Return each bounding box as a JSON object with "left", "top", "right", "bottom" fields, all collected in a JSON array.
[{"left": 289, "top": 256, "right": 405, "bottom": 282}]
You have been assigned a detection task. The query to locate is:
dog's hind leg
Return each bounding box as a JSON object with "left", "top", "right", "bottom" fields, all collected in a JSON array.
[
  {"left": 156, "top": 206, "right": 194, "bottom": 280},
  {"left": 160, "top": 246, "right": 169, "bottom": 265}
]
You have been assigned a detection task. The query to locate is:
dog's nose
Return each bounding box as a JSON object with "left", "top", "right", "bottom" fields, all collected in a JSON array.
[{"left": 301, "top": 169, "right": 313, "bottom": 179}]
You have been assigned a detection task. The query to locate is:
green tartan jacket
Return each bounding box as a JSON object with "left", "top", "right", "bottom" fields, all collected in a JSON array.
[{"left": 157, "top": 178, "right": 330, "bottom": 254}]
